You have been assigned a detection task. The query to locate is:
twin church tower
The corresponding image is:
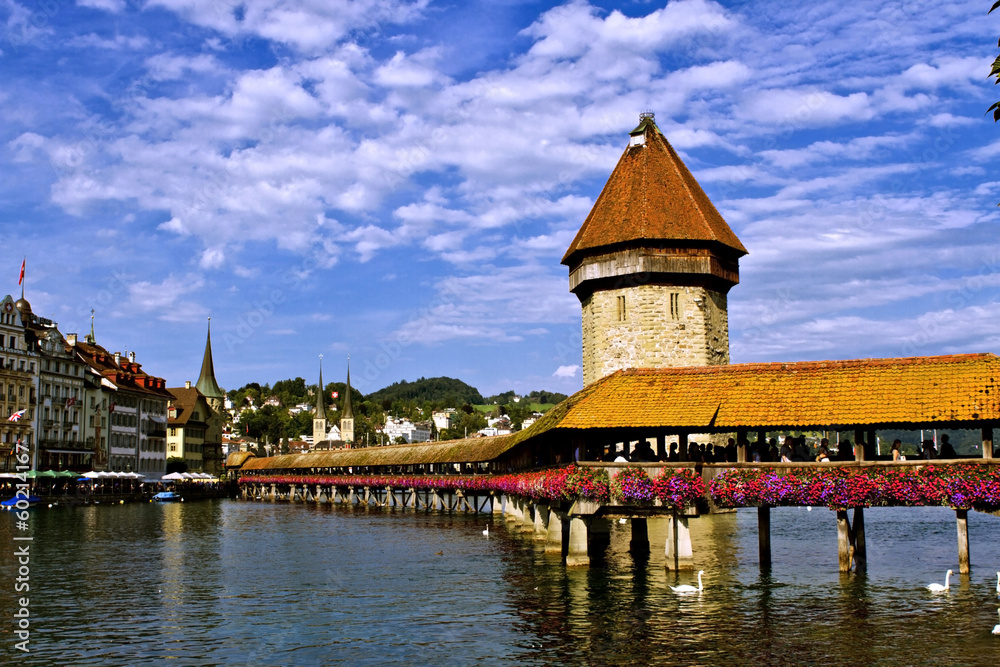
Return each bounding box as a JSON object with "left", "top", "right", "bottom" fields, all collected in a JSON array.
[{"left": 563, "top": 113, "right": 746, "bottom": 386}]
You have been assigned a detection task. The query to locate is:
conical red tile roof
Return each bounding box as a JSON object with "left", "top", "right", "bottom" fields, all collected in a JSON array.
[{"left": 563, "top": 119, "right": 746, "bottom": 266}]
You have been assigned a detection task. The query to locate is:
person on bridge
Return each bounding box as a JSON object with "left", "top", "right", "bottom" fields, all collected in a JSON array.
[
  {"left": 793, "top": 436, "right": 810, "bottom": 461},
  {"left": 768, "top": 439, "right": 779, "bottom": 462},
  {"left": 891, "top": 439, "right": 904, "bottom": 461},
  {"left": 780, "top": 436, "right": 794, "bottom": 462},
  {"left": 922, "top": 439, "right": 937, "bottom": 459},
  {"left": 815, "top": 440, "right": 831, "bottom": 462},
  {"left": 632, "top": 440, "right": 656, "bottom": 462},
  {"left": 939, "top": 434, "right": 957, "bottom": 459}
]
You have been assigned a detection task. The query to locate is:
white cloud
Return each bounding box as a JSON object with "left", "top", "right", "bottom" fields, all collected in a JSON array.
[
  {"left": 76, "top": 0, "right": 126, "bottom": 11},
  {"left": 147, "top": 0, "right": 431, "bottom": 53},
  {"left": 553, "top": 365, "right": 579, "bottom": 378},
  {"left": 145, "top": 53, "right": 222, "bottom": 81},
  {"left": 126, "top": 273, "right": 206, "bottom": 317},
  {"left": 66, "top": 33, "right": 149, "bottom": 50},
  {"left": 374, "top": 49, "right": 447, "bottom": 88},
  {"left": 742, "top": 89, "right": 874, "bottom": 126}
]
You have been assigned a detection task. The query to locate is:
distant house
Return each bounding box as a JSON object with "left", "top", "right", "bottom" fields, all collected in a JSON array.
[
  {"left": 432, "top": 409, "right": 456, "bottom": 431},
  {"left": 264, "top": 395, "right": 282, "bottom": 407},
  {"left": 382, "top": 417, "right": 431, "bottom": 444}
]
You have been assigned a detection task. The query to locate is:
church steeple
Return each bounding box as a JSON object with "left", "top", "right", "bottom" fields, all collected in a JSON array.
[
  {"left": 316, "top": 356, "right": 326, "bottom": 415},
  {"left": 340, "top": 358, "right": 354, "bottom": 446},
  {"left": 196, "top": 318, "right": 224, "bottom": 401},
  {"left": 313, "top": 354, "right": 328, "bottom": 445},
  {"left": 342, "top": 359, "right": 353, "bottom": 420}
]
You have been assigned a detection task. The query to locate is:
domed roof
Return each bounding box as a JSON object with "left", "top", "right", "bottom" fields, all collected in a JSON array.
[{"left": 14, "top": 297, "right": 31, "bottom": 317}]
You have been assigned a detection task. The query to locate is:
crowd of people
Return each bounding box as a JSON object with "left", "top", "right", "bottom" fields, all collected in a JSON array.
[{"left": 600, "top": 432, "right": 980, "bottom": 464}]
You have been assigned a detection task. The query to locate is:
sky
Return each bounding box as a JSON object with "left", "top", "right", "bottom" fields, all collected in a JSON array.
[{"left": 2, "top": 0, "right": 999, "bottom": 399}]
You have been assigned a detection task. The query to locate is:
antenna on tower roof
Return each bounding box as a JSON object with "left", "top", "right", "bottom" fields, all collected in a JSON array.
[{"left": 639, "top": 110, "right": 655, "bottom": 122}]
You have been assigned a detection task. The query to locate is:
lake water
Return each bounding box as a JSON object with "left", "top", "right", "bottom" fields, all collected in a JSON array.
[{"left": 2, "top": 499, "right": 1000, "bottom": 666}]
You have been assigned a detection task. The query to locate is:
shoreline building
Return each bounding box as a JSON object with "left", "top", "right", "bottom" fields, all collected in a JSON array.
[
  {"left": 167, "top": 321, "right": 226, "bottom": 474},
  {"left": 15, "top": 297, "right": 87, "bottom": 471},
  {"left": 68, "top": 322, "right": 171, "bottom": 478},
  {"left": 0, "top": 295, "right": 37, "bottom": 472},
  {"left": 167, "top": 382, "right": 211, "bottom": 472},
  {"left": 562, "top": 112, "right": 747, "bottom": 387}
]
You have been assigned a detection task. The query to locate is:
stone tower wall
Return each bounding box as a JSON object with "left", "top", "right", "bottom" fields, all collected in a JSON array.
[
  {"left": 581, "top": 284, "right": 729, "bottom": 386},
  {"left": 313, "top": 417, "right": 327, "bottom": 444}
]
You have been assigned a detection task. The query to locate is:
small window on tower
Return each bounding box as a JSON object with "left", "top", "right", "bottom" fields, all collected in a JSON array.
[
  {"left": 617, "top": 295, "right": 626, "bottom": 321},
  {"left": 670, "top": 293, "right": 681, "bottom": 320}
]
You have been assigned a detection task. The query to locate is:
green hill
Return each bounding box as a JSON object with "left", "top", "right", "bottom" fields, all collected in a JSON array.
[{"left": 366, "top": 376, "right": 485, "bottom": 407}]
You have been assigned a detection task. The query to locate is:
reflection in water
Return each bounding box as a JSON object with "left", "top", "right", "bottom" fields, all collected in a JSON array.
[{"left": 1, "top": 502, "right": 999, "bottom": 665}]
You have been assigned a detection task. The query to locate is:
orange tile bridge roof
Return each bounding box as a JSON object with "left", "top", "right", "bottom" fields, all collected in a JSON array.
[{"left": 239, "top": 354, "right": 1000, "bottom": 473}]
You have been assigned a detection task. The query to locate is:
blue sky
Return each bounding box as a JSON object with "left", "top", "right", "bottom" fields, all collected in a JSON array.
[{"left": 2, "top": 0, "right": 999, "bottom": 398}]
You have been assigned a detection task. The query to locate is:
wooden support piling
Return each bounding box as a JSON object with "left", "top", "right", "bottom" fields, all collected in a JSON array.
[
  {"left": 853, "top": 507, "right": 867, "bottom": 572},
  {"left": 837, "top": 510, "right": 854, "bottom": 572},
  {"left": 983, "top": 426, "right": 994, "bottom": 460},
  {"left": 629, "top": 518, "right": 650, "bottom": 556},
  {"left": 758, "top": 505, "right": 772, "bottom": 569},
  {"left": 956, "top": 508, "right": 970, "bottom": 574}
]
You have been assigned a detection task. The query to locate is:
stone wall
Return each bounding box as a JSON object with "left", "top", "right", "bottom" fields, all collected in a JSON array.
[{"left": 581, "top": 284, "right": 729, "bottom": 386}]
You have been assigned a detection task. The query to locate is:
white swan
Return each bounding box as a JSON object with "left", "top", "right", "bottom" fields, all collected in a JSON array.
[
  {"left": 482, "top": 524, "right": 489, "bottom": 538},
  {"left": 995, "top": 571, "right": 999, "bottom": 595},
  {"left": 670, "top": 570, "right": 704, "bottom": 594},
  {"left": 993, "top": 608, "right": 1000, "bottom": 635},
  {"left": 927, "top": 569, "right": 953, "bottom": 593}
]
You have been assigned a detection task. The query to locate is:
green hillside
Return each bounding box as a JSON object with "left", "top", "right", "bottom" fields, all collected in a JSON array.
[{"left": 366, "top": 376, "right": 485, "bottom": 407}]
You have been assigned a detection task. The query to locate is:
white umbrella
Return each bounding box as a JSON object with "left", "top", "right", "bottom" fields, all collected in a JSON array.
[
  {"left": 162, "top": 472, "right": 185, "bottom": 481},
  {"left": 83, "top": 471, "right": 101, "bottom": 479}
]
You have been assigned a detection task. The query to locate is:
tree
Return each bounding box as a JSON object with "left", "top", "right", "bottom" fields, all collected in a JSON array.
[{"left": 166, "top": 457, "right": 187, "bottom": 474}]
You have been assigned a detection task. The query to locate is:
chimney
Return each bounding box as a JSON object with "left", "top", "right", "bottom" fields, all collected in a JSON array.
[
  {"left": 129, "top": 351, "right": 136, "bottom": 363},
  {"left": 185, "top": 380, "right": 191, "bottom": 389},
  {"left": 67, "top": 333, "right": 77, "bottom": 345},
  {"left": 113, "top": 352, "right": 121, "bottom": 365}
]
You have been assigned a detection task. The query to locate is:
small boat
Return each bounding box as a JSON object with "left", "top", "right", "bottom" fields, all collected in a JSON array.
[
  {"left": 152, "top": 491, "right": 181, "bottom": 502},
  {"left": 1, "top": 495, "right": 42, "bottom": 509}
]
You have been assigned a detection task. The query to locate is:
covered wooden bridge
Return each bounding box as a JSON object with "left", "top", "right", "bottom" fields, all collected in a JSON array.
[{"left": 234, "top": 353, "right": 1000, "bottom": 570}]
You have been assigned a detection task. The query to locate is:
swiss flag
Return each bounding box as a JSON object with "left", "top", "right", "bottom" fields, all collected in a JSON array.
[
  {"left": 332, "top": 391, "right": 338, "bottom": 399},
  {"left": 18, "top": 258, "right": 24, "bottom": 286}
]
